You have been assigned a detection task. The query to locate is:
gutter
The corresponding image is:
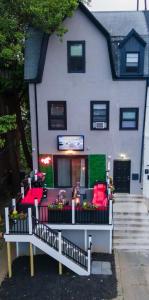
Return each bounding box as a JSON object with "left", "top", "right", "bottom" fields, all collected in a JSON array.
[
  {"left": 139, "top": 79, "right": 148, "bottom": 182},
  {"left": 34, "top": 83, "right": 40, "bottom": 169}
]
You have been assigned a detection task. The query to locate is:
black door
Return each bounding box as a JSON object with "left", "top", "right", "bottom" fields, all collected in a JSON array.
[{"left": 113, "top": 160, "right": 131, "bottom": 193}]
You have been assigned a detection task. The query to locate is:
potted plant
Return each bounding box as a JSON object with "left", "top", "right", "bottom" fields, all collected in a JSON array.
[{"left": 10, "top": 210, "right": 19, "bottom": 223}]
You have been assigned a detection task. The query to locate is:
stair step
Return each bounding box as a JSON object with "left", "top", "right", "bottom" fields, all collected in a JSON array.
[
  {"left": 113, "top": 244, "right": 149, "bottom": 250},
  {"left": 113, "top": 219, "right": 149, "bottom": 225},
  {"left": 113, "top": 232, "right": 149, "bottom": 237},
  {"left": 114, "top": 200, "right": 143, "bottom": 203},
  {"left": 114, "top": 194, "right": 143, "bottom": 199},
  {"left": 113, "top": 238, "right": 149, "bottom": 244},
  {"left": 114, "top": 226, "right": 149, "bottom": 232},
  {"left": 113, "top": 215, "right": 149, "bottom": 221},
  {"left": 113, "top": 212, "right": 148, "bottom": 216}
]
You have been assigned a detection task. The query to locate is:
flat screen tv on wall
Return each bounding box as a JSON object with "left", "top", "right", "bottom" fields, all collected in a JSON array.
[{"left": 57, "top": 135, "right": 84, "bottom": 151}]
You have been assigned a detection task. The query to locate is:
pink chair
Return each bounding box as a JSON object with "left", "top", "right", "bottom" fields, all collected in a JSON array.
[{"left": 92, "top": 183, "right": 108, "bottom": 207}]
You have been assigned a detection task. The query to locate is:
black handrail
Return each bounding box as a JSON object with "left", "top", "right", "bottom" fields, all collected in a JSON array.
[
  {"left": 32, "top": 217, "right": 88, "bottom": 270},
  {"left": 32, "top": 217, "right": 58, "bottom": 251},
  {"left": 62, "top": 236, "right": 88, "bottom": 270}
]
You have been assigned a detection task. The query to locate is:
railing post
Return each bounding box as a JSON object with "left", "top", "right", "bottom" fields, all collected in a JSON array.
[
  {"left": 88, "top": 235, "right": 92, "bottom": 249},
  {"left": 72, "top": 199, "right": 75, "bottom": 224},
  {"left": 12, "top": 198, "right": 16, "bottom": 211},
  {"left": 109, "top": 199, "right": 113, "bottom": 225},
  {"left": 58, "top": 231, "right": 62, "bottom": 254},
  {"left": 5, "top": 207, "right": 9, "bottom": 234},
  {"left": 21, "top": 185, "right": 24, "bottom": 198},
  {"left": 28, "top": 177, "right": 32, "bottom": 189},
  {"left": 87, "top": 248, "right": 91, "bottom": 275},
  {"left": 34, "top": 198, "right": 39, "bottom": 220},
  {"left": 28, "top": 208, "right": 32, "bottom": 234}
]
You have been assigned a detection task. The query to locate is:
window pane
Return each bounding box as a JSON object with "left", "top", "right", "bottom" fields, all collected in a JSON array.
[
  {"left": 126, "top": 53, "right": 138, "bottom": 63},
  {"left": 126, "top": 53, "right": 139, "bottom": 67},
  {"left": 50, "top": 119, "right": 65, "bottom": 129},
  {"left": 122, "top": 121, "right": 136, "bottom": 128},
  {"left": 123, "top": 112, "right": 136, "bottom": 120},
  {"left": 93, "top": 104, "right": 106, "bottom": 110},
  {"left": 70, "top": 57, "right": 83, "bottom": 72},
  {"left": 94, "top": 110, "right": 106, "bottom": 116},
  {"left": 71, "top": 44, "right": 83, "bottom": 57},
  {"left": 51, "top": 104, "right": 64, "bottom": 116}
]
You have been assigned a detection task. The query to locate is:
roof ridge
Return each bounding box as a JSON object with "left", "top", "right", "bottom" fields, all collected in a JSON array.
[{"left": 92, "top": 10, "right": 146, "bottom": 13}]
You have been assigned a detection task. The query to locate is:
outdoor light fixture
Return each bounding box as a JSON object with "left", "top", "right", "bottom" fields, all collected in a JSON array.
[
  {"left": 66, "top": 150, "right": 75, "bottom": 155},
  {"left": 120, "top": 153, "right": 127, "bottom": 160},
  {"left": 40, "top": 156, "right": 52, "bottom": 165}
]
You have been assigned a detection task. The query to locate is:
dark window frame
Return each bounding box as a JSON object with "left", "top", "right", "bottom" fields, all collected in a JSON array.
[
  {"left": 67, "top": 41, "right": 85, "bottom": 73},
  {"left": 47, "top": 101, "right": 67, "bottom": 130},
  {"left": 125, "top": 51, "right": 140, "bottom": 73},
  {"left": 90, "top": 101, "right": 110, "bottom": 131},
  {"left": 119, "top": 108, "right": 139, "bottom": 130}
]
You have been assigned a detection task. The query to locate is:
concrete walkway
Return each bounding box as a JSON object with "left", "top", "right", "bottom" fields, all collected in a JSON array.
[{"left": 114, "top": 251, "right": 149, "bottom": 300}]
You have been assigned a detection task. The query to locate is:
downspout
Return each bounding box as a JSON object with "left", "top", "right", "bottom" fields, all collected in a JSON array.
[
  {"left": 34, "top": 83, "right": 40, "bottom": 170},
  {"left": 139, "top": 79, "right": 148, "bottom": 182}
]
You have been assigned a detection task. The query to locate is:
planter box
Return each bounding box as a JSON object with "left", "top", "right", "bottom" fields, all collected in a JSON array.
[
  {"left": 48, "top": 209, "right": 72, "bottom": 224},
  {"left": 76, "top": 209, "right": 109, "bottom": 224},
  {"left": 47, "top": 208, "right": 109, "bottom": 224}
]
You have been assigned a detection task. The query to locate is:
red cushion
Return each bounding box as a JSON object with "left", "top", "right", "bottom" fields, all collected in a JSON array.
[
  {"left": 21, "top": 188, "right": 43, "bottom": 205},
  {"left": 92, "top": 183, "right": 108, "bottom": 207}
]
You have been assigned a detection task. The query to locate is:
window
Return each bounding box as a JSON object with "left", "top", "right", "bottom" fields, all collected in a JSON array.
[
  {"left": 67, "top": 41, "right": 85, "bottom": 73},
  {"left": 120, "top": 108, "right": 139, "bottom": 130},
  {"left": 48, "top": 101, "right": 67, "bottom": 130},
  {"left": 90, "top": 101, "right": 109, "bottom": 130},
  {"left": 126, "top": 52, "right": 139, "bottom": 72}
]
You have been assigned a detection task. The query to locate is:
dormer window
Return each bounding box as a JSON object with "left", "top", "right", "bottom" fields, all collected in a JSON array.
[
  {"left": 126, "top": 52, "right": 139, "bottom": 73},
  {"left": 67, "top": 41, "right": 85, "bottom": 73},
  {"left": 119, "top": 29, "right": 146, "bottom": 77}
]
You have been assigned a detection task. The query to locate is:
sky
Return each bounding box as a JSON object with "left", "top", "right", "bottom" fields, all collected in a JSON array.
[{"left": 87, "top": 0, "right": 148, "bottom": 11}]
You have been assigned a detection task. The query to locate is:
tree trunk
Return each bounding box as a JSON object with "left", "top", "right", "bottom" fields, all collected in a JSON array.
[
  {"left": 7, "top": 131, "right": 20, "bottom": 194},
  {"left": 15, "top": 99, "right": 32, "bottom": 169}
]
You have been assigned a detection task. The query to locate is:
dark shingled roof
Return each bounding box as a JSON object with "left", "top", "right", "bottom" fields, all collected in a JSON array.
[
  {"left": 24, "top": 28, "right": 44, "bottom": 82},
  {"left": 93, "top": 11, "right": 149, "bottom": 77},
  {"left": 93, "top": 11, "right": 148, "bottom": 36},
  {"left": 24, "top": 4, "right": 149, "bottom": 82}
]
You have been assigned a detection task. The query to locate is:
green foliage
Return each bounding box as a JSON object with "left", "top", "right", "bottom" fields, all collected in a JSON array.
[
  {"left": 0, "top": 114, "right": 16, "bottom": 148},
  {"left": 88, "top": 154, "right": 106, "bottom": 188},
  {"left": 0, "top": 114, "right": 16, "bottom": 134}
]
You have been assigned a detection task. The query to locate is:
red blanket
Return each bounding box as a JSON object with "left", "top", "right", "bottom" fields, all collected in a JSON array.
[{"left": 21, "top": 188, "right": 43, "bottom": 205}]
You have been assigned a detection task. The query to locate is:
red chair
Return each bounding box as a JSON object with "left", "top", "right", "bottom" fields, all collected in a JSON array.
[{"left": 92, "top": 183, "right": 108, "bottom": 207}]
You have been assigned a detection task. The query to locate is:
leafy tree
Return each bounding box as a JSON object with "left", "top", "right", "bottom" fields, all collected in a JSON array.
[
  {"left": 0, "top": 114, "right": 16, "bottom": 148},
  {"left": 0, "top": 0, "right": 90, "bottom": 170}
]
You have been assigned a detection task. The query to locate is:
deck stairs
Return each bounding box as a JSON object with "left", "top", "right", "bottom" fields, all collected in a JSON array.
[
  {"left": 113, "top": 194, "right": 149, "bottom": 251},
  {"left": 5, "top": 216, "right": 91, "bottom": 276}
]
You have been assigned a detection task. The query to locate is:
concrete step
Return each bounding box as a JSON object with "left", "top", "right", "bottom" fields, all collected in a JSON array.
[
  {"left": 113, "top": 214, "right": 149, "bottom": 220},
  {"left": 114, "top": 200, "right": 143, "bottom": 204},
  {"left": 114, "top": 220, "right": 149, "bottom": 225},
  {"left": 113, "top": 238, "right": 149, "bottom": 245},
  {"left": 114, "top": 226, "right": 149, "bottom": 232},
  {"left": 113, "top": 244, "right": 149, "bottom": 250},
  {"left": 113, "top": 212, "right": 148, "bottom": 216},
  {"left": 113, "top": 231, "right": 149, "bottom": 238},
  {"left": 114, "top": 194, "right": 143, "bottom": 199},
  {"left": 113, "top": 203, "right": 148, "bottom": 214}
]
